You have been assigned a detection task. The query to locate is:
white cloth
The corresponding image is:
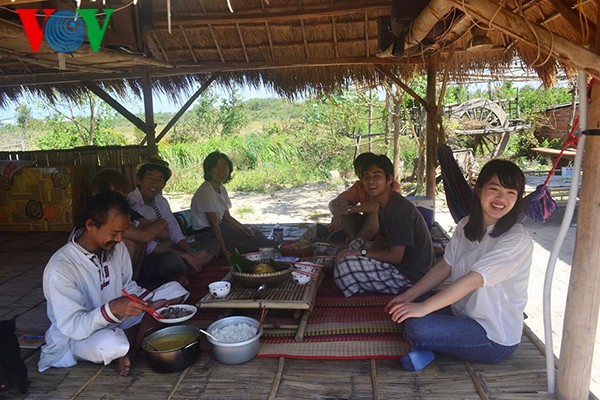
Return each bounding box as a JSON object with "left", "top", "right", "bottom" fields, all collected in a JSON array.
[
  {"left": 127, "top": 187, "right": 186, "bottom": 254},
  {"left": 444, "top": 217, "right": 533, "bottom": 346},
  {"left": 190, "top": 181, "right": 232, "bottom": 231},
  {"left": 38, "top": 233, "right": 189, "bottom": 372}
]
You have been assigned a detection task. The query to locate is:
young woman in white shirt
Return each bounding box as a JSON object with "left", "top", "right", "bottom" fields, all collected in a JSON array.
[
  {"left": 191, "top": 151, "right": 273, "bottom": 261},
  {"left": 385, "top": 159, "right": 533, "bottom": 371}
]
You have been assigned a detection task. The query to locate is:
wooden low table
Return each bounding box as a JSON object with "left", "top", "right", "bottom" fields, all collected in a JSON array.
[{"left": 197, "top": 256, "right": 332, "bottom": 341}]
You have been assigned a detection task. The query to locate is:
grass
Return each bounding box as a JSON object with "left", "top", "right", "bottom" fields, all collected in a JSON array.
[{"left": 236, "top": 206, "right": 255, "bottom": 217}]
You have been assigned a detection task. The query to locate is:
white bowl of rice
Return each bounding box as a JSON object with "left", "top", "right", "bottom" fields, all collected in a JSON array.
[{"left": 206, "top": 316, "right": 262, "bottom": 364}]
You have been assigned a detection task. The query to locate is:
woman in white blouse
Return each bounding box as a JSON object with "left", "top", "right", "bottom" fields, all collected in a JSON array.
[
  {"left": 190, "top": 151, "right": 273, "bottom": 261},
  {"left": 385, "top": 159, "right": 533, "bottom": 371}
]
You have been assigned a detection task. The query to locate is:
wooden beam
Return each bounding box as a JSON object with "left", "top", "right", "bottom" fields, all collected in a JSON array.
[
  {"left": 300, "top": 19, "right": 309, "bottom": 59},
  {"left": 180, "top": 25, "right": 198, "bottom": 63},
  {"left": 155, "top": 74, "right": 218, "bottom": 143},
  {"left": 236, "top": 23, "right": 250, "bottom": 63},
  {"left": 447, "top": 0, "right": 600, "bottom": 79},
  {"left": 153, "top": 3, "right": 390, "bottom": 27},
  {"left": 0, "top": 56, "right": 438, "bottom": 87},
  {"left": 152, "top": 31, "right": 170, "bottom": 62},
  {"left": 209, "top": 25, "right": 226, "bottom": 63},
  {"left": 374, "top": 65, "right": 428, "bottom": 108},
  {"left": 364, "top": 12, "right": 369, "bottom": 57},
  {"left": 260, "top": 0, "right": 275, "bottom": 61},
  {"left": 332, "top": 16, "right": 339, "bottom": 58},
  {"left": 84, "top": 82, "right": 147, "bottom": 133},
  {"left": 265, "top": 22, "right": 275, "bottom": 61}
]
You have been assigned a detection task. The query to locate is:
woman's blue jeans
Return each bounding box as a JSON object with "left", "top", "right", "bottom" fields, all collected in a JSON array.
[{"left": 403, "top": 313, "right": 518, "bottom": 363}]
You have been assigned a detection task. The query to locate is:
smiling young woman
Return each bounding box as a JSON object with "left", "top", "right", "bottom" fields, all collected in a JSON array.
[
  {"left": 385, "top": 159, "right": 532, "bottom": 371},
  {"left": 190, "top": 151, "right": 274, "bottom": 261}
]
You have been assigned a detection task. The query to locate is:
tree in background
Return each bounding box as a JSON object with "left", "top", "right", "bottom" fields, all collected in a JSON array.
[
  {"left": 169, "top": 90, "right": 220, "bottom": 143},
  {"left": 16, "top": 104, "right": 31, "bottom": 151},
  {"left": 36, "top": 93, "right": 125, "bottom": 149},
  {"left": 218, "top": 88, "right": 248, "bottom": 136}
]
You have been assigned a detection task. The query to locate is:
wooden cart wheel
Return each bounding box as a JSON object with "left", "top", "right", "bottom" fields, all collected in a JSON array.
[{"left": 450, "top": 98, "right": 508, "bottom": 156}]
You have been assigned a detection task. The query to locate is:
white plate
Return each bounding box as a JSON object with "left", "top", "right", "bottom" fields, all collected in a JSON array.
[{"left": 154, "top": 304, "right": 197, "bottom": 324}]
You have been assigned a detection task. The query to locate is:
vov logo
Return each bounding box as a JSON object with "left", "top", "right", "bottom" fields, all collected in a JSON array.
[{"left": 17, "top": 9, "right": 115, "bottom": 53}]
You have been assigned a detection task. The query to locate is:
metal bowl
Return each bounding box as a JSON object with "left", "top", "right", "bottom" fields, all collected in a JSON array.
[
  {"left": 142, "top": 325, "right": 200, "bottom": 373},
  {"left": 206, "top": 316, "right": 262, "bottom": 364}
]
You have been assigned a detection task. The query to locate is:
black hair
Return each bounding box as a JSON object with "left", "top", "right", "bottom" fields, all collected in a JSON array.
[
  {"left": 464, "top": 159, "right": 525, "bottom": 241},
  {"left": 77, "top": 191, "right": 130, "bottom": 229},
  {"left": 203, "top": 151, "right": 234, "bottom": 183},
  {"left": 90, "top": 169, "right": 129, "bottom": 195},
  {"left": 360, "top": 154, "right": 394, "bottom": 183},
  {"left": 353, "top": 152, "right": 376, "bottom": 178}
]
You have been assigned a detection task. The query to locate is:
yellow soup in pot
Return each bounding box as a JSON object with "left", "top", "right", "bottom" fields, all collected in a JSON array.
[{"left": 145, "top": 333, "right": 196, "bottom": 351}]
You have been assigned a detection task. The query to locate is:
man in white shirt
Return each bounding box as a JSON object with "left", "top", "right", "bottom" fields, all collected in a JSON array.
[
  {"left": 39, "top": 191, "right": 188, "bottom": 376},
  {"left": 128, "top": 156, "right": 219, "bottom": 288}
]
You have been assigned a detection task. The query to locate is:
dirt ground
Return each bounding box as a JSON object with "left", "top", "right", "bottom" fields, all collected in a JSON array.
[{"left": 166, "top": 182, "right": 599, "bottom": 397}]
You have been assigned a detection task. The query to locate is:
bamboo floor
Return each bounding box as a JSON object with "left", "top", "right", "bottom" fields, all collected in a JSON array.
[{"left": 0, "top": 229, "right": 589, "bottom": 400}]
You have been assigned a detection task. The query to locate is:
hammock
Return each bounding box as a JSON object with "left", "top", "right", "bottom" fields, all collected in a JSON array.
[{"left": 437, "top": 144, "right": 473, "bottom": 223}]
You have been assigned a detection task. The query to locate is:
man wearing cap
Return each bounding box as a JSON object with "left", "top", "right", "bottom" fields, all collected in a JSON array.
[{"left": 127, "top": 156, "right": 219, "bottom": 288}]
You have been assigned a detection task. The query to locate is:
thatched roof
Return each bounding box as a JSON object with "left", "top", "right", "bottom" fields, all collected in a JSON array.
[{"left": 0, "top": 0, "right": 598, "bottom": 106}]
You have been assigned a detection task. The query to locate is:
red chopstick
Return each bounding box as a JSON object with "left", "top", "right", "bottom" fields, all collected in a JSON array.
[
  {"left": 121, "top": 289, "right": 163, "bottom": 319},
  {"left": 293, "top": 261, "right": 325, "bottom": 269}
]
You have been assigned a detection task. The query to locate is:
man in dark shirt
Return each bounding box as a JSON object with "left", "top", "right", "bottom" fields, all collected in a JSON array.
[{"left": 334, "top": 155, "right": 434, "bottom": 297}]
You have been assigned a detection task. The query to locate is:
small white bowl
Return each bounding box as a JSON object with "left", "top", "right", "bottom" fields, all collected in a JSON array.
[
  {"left": 209, "top": 281, "right": 231, "bottom": 298},
  {"left": 294, "top": 263, "right": 318, "bottom": 274},
  {"left": 243, "top": 252, "right": 263, "bottom": 262},
  {"left": 291, "top": 271, "right": 311, "bottom": 285}
]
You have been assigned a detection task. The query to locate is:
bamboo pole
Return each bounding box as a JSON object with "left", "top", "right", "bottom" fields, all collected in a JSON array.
[{"left": 404, "top": 0, "right": 454, "bottom": 49}]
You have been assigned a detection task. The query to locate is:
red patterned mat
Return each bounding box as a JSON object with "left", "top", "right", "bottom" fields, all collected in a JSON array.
[{"left": 188, "top": 262, "right": 409, "bottom": 360}]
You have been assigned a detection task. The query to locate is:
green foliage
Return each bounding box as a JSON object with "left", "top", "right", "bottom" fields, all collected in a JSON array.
[
  {"left": 36, "top": 116, "right": 83, "bottom": 149},
  {"left": 302, "top": 88, "right": 386, "bottom": 136},
  {"left": 218, "top": 88, "right": 249, "bottom": 136},
  {"left": 517, "top": 84, "right": 572, "bottom": 120}
]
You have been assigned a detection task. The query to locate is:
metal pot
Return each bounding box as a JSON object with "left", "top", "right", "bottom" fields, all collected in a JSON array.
[
  {"left": 142, "top": 325, "right": 200, "bottom": 373},
  {"left": 206, "top": 316, "right": 262, "bottom": 365}
]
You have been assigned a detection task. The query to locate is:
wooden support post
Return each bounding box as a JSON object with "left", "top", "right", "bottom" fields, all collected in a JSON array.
[
  {"left": 425, "top": 56, "right": 438, "bottom": 201},
  {"left": 557, "top": 21, "right": 600, "bottom": 398},
  {"left": 142, "top": 70, "right": 157, "bottom": 155},
  {"left": 556, "top": 81, "right": 600, "bottom": 400},
  {"left": 155, "top": 74, "right": 218, "bottom": 143}
]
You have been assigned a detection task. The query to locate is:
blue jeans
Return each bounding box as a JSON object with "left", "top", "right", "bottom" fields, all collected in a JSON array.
[{"left": 403, "top": 313, "right": 518, "bottom": 363}]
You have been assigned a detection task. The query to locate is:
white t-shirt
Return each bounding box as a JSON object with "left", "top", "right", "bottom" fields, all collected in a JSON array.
[
  {"left": 443, "top": 217, "right": 533, "bottom": 346},
  {"left": 191, "top": 181, "right": 232, "bottom": 231}
]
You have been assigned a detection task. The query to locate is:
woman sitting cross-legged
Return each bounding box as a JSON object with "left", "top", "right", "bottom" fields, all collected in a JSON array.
[
  {"left": 385, "top": 159, "right": 533, "bottom": 371},
  {"left": 191, "top": 151, "right": 274, "bottom": 261}
]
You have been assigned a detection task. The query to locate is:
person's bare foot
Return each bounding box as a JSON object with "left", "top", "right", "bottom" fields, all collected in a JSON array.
[{"left": 115, "top": 355, "right": 131, "bottom": 377}]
